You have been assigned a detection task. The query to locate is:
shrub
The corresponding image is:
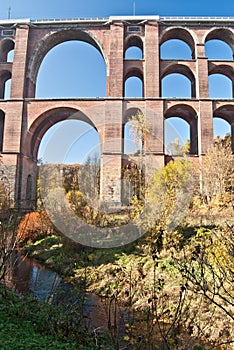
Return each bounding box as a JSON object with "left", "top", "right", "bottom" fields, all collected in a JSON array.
[{"left": 17, "top": 211, "right": 54, "bottom": 244}]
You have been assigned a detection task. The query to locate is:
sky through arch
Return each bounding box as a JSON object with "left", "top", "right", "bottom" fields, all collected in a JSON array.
[{"left": 36, "top": 40, "right": 106, "bottom": 99}]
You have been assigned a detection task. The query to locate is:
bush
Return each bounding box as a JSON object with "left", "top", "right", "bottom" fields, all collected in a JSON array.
[{"left": 17, "top": 211, "right": 55, "bottom": 244}]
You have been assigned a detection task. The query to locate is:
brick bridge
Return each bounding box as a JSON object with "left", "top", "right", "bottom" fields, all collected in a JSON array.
[{"left": 0, "top": 15, "right": 233, "bottom": 209}]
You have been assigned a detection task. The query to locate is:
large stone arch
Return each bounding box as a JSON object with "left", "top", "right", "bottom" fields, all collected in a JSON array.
[
  {"left": 160, "top": 27, "right": 196, "bottom": 59},
  {"left": 164, "top": 103, "right": 198, "bottom": 154},
  {"left": 25, "top": 107, "right": 98, "bottom": 161},
  {"left": 26, "top": 29, "right": 108, "bottom": 96},
  {"left": 21, "top": 106, "right": 100, "bottom": 209}
]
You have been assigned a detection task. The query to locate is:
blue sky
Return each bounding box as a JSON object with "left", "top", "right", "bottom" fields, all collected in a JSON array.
[
  {"left": 2, "top": 0, "right": 233, "bottom": 163},
  {"left": 1, "top": 0, "right": 234, "bottom": 20}
]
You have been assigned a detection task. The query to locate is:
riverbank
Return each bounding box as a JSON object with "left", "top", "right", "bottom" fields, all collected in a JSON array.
[
  {"left": 0, "top": 284, "right": 113, "bottom": 350},
  {"left": 19, "top": 223, "right": 234, "bottom": 350}
]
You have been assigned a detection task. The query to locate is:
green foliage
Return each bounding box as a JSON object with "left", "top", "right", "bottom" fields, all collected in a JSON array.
[
  {"left": 0, "top": 286, "right": 113, "bottom": 349},
  {"left": 133, "top": 157, "right": 193, "bottom": 248}
]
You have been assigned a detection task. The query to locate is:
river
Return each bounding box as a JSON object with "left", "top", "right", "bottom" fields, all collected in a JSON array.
[{"left": 10, "top": 252, "right": 126, "bottom": 336}]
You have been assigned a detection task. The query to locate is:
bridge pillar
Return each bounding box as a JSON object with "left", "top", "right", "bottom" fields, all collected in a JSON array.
[
  {"left": 198, "top": 101, "right": 214, "bottom": 154},
  {"left": 10, "top": 25, "right": 29, "bottom": 98},
  {"left": 195, "top": 44, "right": 209, "bottom": 99},
  {"left": 144, "top": 100, "right": 164, "bottom": 180},
  {"left": 100, "top": 101, "right": 123, "bottom": 206},
  {"left": 107, "top": 22, "right": 124, "bottom": 97},
  {"left": 145, "top": 22, "right": 160, "bottom": 97}
]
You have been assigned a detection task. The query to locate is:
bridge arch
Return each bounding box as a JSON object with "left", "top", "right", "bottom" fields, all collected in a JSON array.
[
  {"left": 164, "top": 104, "right": 198, "bottom": 154},
  {"left": 204, "top": 27, "right": 234, "bottom": 53},
  {"left": 21, "top": 107, "right": 101, "bottom": 208},
  {"left": 26, "top": 29, "right": 108, "bottom": 97},
  {"left": 161, "top": 64, "right": 196, "bottom": 97},
  {"left": 124, "top": 35, "right": 143, "bottom": 59},
  {"left": 25, "top": 107, "right": 99, "bottom": 161},
  {"left": 213, "top": 104, "right": 234, "bottom": 152},
  {"left": 160, "top": 27, "right": 196, "bottom": 59},
  {"left": 209, "top": 64, "right": 234, "bottom": 81},
  {"left": 0, "top": 70, "right": 11, "bottom": 99},
  {"left": 0, "top": 38, "right": 15, "bottom": 62}
]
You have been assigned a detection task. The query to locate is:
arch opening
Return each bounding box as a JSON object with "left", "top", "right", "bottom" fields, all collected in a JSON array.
[
  {"left": 0, "top": 71, "right": 11, "bottom": 99},
  {"left": 205, "top": 28, "right": 234, "bottom": 55},
  {"left": 124, "top": 75, "right": 143, "bottom": 97},
  {"left": 213, "top": 105, "right": 234, "bottom": 152},
  {"left": 160, "top": 28, "right": 195, "bottom": 59},
  {"left": 162, "top": 73, "right": 192, "bottom": 98},
  {"left": 4, "top": 78, "right": 11, "bottom": 99},
  {"left": 38, "top": 119, "right": 100, "bottom": 165},
  {"left": 0, "top": 39, "right": 15, "bottom": 62},
  {"left": 164, "top": 105, "right": 198, "bottom": 155},
  {"left": 36, "top": 40, "right": 106, "bottom": 98},
  {"left": 160, "top": 39, "right": 192, "bottom": 60},
  {"left": 125, "top": 46, "right": 143, "bottom": 60},
  {"left": 124, "top": 119, "right": 143, "bottom": 155},
  {"left": 30, "top": 111, "right": 101, "bottom": 208},
  {"left": 205, "top": 39, "right": 233, "bottom": 60},
  {"left": 208, "top": 74, "right": 232, "bottom": 98},
  {"left": 213, "top": 117, "right": 231, "bottom": 138},
  {"left": 7, "top": 49, "right": 14, "bottom": 62},
  {"left": 165, "top": 117, "right": 190, "bottom": 156}
]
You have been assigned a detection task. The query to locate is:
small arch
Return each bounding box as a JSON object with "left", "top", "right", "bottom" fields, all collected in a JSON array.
[
  {"left": 0, "top": 38, "right": 15, "bottom": 62},
  {"left": 161, "top": 64, "right": 196, "bottom": 97},
  {"left": 0, "top": 110, "right": 5, "bottom": 152},
  {"left": 165, "top": 117, "right": 190, "bottom": 156},
  {"left": 164, "top": 104, "right": 198, "bottom": 154},
  {"left": 124, "top": 35, "right": 143, "bottom": 59},
  {"left": 205, "top": 39, "right": 233, "bottom": 60},
  {"left": 125, "top": 47, "right": 143, "bottom": 60},
  {"left": 122, "top": 160, "right": 143, "bottom": 205},
  {"left": 123, "top": 108, "right": 144, "bottom": 155},
  {"left": 160, "top": 27, "right": 196, "bottom": 59},
  {"left": 213, "top": 117, "right": 231, "bottom": 138},
  {"left": 213, "top": 105, "right": 234, "bottom": 152},
  {"left": 204, "top": 28, "right": 234, "bottom": 54},
  {"left": 208, "top": 73, "right": 233, "bottom": 98},
  {"left": 0, "top": 70, "right": 11, "bottom": 99},
  {"left": 162, "top": 73, "right": 192, "bottom": 98},
  {"left": 124, "top": 70, "right": 144, "bottom": 97},
  {"left": 4, "top": 78, "right": 11, "bottom": 99},
  {"left": 160, "top": 39, "right": 192, "bottom": 60},
  {"left": 209, "top": 64, "right": 234, "bottom": 81},
  {"left": 7, "top": 49, "right": 14, "bottom": 62}
]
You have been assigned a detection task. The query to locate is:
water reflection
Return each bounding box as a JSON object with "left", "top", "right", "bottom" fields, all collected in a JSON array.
[
  {"left": 11, "top": 252, "right": 120, "bottom": 332},
  {"left": 13, "top": 253, "right": 61, "bottom": 301}
]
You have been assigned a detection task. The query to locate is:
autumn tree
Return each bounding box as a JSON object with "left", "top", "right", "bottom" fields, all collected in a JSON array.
[
  {"left": 200, "top": 135, "right": 234, "bottom": 208},
  {"left": 132, "top": 157, "right": 193, "bottom": 249}
]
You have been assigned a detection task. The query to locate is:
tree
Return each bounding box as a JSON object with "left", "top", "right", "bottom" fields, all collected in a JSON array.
[
  {"left": 200, "top": 135, "right": 234, "bottom": 207},
  {"left": 132, "top": 157, "right": 193, "bottom": 248},
  {"left": 166, "top": 138, "right": 190, "bottom": 156}
]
